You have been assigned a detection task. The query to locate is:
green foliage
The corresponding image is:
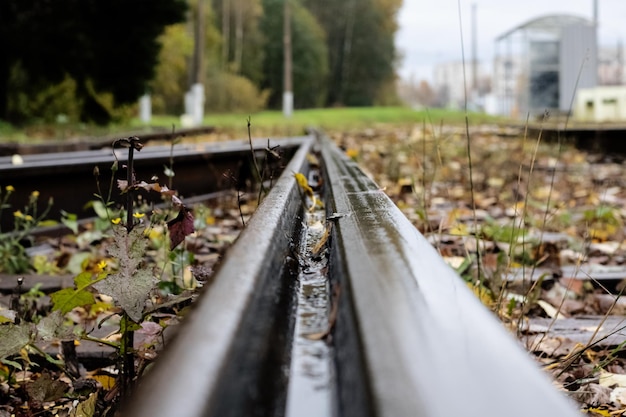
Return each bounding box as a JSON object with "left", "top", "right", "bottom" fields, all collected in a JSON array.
[
  {"left": 583, "top": 204, "right": 621, "bottom": 225},
  {"left": 212, "top": 0, "right": 265, "bottom": 83},
  {"left": 301, "top": 0, "right": 402, "bottom": 106},
  {"left": 0, "top": 0, "right": 187, "bottom": 124},
  {"left": 151, "top": 24, "right": 195, "bottom": 115},
  {"left": 50, "top": 272, "right": 98, "bottom": 315},
  {"left": 7, "top": 69, "right": 82, "bottom": 125},
  {"left": 261, "top": 0, "right": 329, "bottom": 109},
  {"left": 482, "top": 220, "right": 527, "bottom": 243},
  {"left": 0, "top": 187, "right": 53, "bottom": 274},
  {"left": 205, "top": 72, "right": 269, "bottom": 112},
  {"left": 581, "top": 204, "right": 622, "bottom": 241}
]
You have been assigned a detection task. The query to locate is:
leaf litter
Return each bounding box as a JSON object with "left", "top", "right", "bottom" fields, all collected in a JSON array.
[
  {"left": 3, "top": 125, "right": 626, "bottom": 414},
  {"left": 0, "top": 191, "right": 252, "bottom": 416},
  {"left": 331, "top": 124, "right": 626, "bottom": 414}
]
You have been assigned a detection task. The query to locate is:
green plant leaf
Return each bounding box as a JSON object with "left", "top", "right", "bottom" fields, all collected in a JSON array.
[
  {"left": 90, "top": 200, "right": 110, "bottom": 219},
  {"left": 50, "top": 272, "right": 97, "bottom": 314},
  {"left": 61, "top": 210, "right": 79, "bottom": 234},
  {"left": 0, "top": 324, "right": 32, "bottom": 358},
  {"left": 1, "top": 357, "right": 23, "bottom": 370},
  {"left": 93, "top": 226, "right": 156, "bottom": 322}
]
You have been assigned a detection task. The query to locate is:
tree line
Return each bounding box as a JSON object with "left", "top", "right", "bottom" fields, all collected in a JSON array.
[{"left": 0, "top": 0, "right": 402, "bottom": 125}]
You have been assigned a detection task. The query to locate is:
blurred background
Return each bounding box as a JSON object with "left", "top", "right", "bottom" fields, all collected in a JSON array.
[{"left": 1, "top": 0, "right": 625, "bottom": 131}]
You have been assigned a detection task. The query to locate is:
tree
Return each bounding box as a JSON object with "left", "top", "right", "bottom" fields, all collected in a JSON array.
[
  {"left": 260, "top": 0, "right": 328, "bottom": 109},
  {"left": 301, "top": 0, "right": 402, "bottom": 106},
  {"left": 0, "top": 0, "right": 187, "bottom": 125},
  {"left": 212, "top": 0, "right": 265, "bottom": 84}
]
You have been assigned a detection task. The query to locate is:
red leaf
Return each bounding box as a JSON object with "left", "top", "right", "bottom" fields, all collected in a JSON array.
[{"left": 167, "top": 206, "right": 194, "bottom": 250}]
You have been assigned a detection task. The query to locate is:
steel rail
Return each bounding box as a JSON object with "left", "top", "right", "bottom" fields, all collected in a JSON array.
[
  {"left": 0, "top": 137, "right": 307, "bottom": 231},
  {"left": 125, "top": 132, "right": 579, "bottom": 416},
  {"left": 0, "top": 125, "right": 217, "bottom": 156}
]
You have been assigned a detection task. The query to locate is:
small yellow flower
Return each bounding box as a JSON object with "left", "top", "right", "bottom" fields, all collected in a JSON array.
[
  {"left": 24, "top": 215, "right": 33, "bottom": 222},
  {"left": 96, "top": 260, "right": 107, "bottom": 272},
  {"left": 111, "top": 217, "right": 122, "bottom": 225},
  {"left": 345, "top": 148, "right": 359, "bottom": 159},
  {"left": 5, "top": 185, "right": 14, "bottom": 192},
  {"left": 148, "top": 228, "right": 163, "bottom": 240},
  {"left": 132, "top": 212, "right": 145, "bottom": 219},
  {"left": 31, "top": 190, "right": 40, "bottom": 198},
  {"left": 13, "top": 210, "right": 23, "bottom": 218}
]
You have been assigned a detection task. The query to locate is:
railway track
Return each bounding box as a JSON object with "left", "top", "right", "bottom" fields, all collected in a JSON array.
[
  {"left": 122, "top": 131, "right": 580, "bottom": 417},
  {"left": 0, "top": 136, "right": 305, "bottom": 232},
  {"left": 0, "top": 125, "right": 216, "bottom": 156}
]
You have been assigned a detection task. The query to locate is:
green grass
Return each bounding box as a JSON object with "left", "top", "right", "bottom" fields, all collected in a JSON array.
[
  {"left": 1, "top": 106, "right": 504, "bottom": 142},
  {"left": 141, "top": 107, "right": 503, "bottom": 137}
]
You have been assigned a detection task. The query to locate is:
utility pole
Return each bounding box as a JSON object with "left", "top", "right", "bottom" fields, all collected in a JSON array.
[
  {"left": 471, "top": 3, "right": 478, "bottom": 94},
  {"left": 593, "top": 0, "right": 599, "bottom": 85},
  {"left": 283, "top": 0, "right": 293, "bottom": 117},
  {"left": 192, "top": 0, "right": 205, "bottom": 85},
  {"left": 187, "top": 0, "right": 205, "bottom": 126},
  {"left": 222, "top": 0, "right": 230, "bottom": 69}
]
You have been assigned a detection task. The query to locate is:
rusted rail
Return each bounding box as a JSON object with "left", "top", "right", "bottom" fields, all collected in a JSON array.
[{"left": 125, "top": 132, "right": 579, "bottom": 417}]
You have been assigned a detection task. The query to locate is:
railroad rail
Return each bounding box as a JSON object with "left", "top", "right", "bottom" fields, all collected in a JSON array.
[
  {"left": 0, "top": 136, "right": 306, "bottom": 232},
  {"left": 125, "top": 131, "right": 579, "bottom": 416},
  {"left": 510, "top": 122, "right": 626, "bottom": 157},
  {"left": 0, "top": 125, "right": 216, "bottom": 156}
]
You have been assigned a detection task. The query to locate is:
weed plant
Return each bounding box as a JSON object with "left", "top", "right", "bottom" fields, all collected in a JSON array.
[
  {"left": 0, "top": 136, "right": 196, "bottom": 415},
  {"left": 0, "top": 187, "right": 53, "bottom": 274}
]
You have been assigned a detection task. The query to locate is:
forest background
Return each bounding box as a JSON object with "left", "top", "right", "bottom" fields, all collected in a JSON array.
[{"left": 0, "top": 0, "right": 403, "bottom": 127}]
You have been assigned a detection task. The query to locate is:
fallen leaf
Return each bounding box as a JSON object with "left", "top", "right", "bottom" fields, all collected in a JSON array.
[
  {"left": 70, "top": 392, "right": 97, "bottom": 417},
  {"left": 26, "top": 371, "right": 69, "bottom": 403},
  {"left": 599, "top": 370, "right": 626, "bottom": 388},
  {"left": 168, "top": 206, "right": 195, "bottom": 250}
]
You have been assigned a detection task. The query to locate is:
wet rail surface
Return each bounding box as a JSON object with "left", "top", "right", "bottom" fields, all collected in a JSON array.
[
  {"left": 0, "top": 137, "right": 306, "bottom": 232},
  {"left": 125, "top": 131, "right": 580, "bottom": 417}
]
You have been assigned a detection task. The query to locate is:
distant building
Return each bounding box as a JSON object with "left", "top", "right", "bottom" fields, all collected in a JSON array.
[
  {"left": 574, "top": 86, "right": 626, "bottom": 121},
  {"left": 493, "top": 14, "right": 597, "bottom": 118},
  {"left": 432, "top": 61, "right": 490, "bottom": 109},
  {"left": 598, "top": 44, "right": 625, "bottom": 86}
]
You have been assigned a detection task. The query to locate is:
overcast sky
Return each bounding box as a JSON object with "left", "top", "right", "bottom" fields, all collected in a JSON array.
[{"left": 396, "top": 0, "right": 626, "bottom": 82}]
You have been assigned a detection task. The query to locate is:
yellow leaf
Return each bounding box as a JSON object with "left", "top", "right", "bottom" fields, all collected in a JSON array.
[
  {"left": 449, "top": 223, "right": 468, "bottom": 236},
  {"left": 294, "top": 172, "right": 314, "bottom": 198},
  {"left": 583, "top": 406, "right": 611, "bottom": 416},
  {"left": 89, "top": 374, "right": 116, "bottom": 390},
  {"left": 467, "top": 282, "right": 493, "bottom": 306}
]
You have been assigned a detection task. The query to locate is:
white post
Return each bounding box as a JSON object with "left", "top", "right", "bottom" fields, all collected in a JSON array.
[
  {"left": 282, "top": 91, "right": 293, "bottom": 118},
  {"left": 139, "top": 94, "right": 151, "bottom": 124},
  {"left": 191, "top": 83, "right": 205, "bottom": 126}
]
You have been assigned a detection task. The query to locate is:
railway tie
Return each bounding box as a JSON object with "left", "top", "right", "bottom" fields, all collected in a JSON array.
[{"left": 126, "top": 131, "right": 579, "bottom": 417}]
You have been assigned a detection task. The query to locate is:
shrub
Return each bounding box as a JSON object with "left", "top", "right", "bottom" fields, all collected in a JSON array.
[{"left": 205, "top": 72, "right": 269, "bottom": 113}]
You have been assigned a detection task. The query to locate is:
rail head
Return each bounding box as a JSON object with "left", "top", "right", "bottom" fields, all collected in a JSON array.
[
  {"left": 318, "top": 132, "right": 579, "bottom": 417},
  {"left": 124, "top": 134, "right": 315, "bottom": 417}
]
